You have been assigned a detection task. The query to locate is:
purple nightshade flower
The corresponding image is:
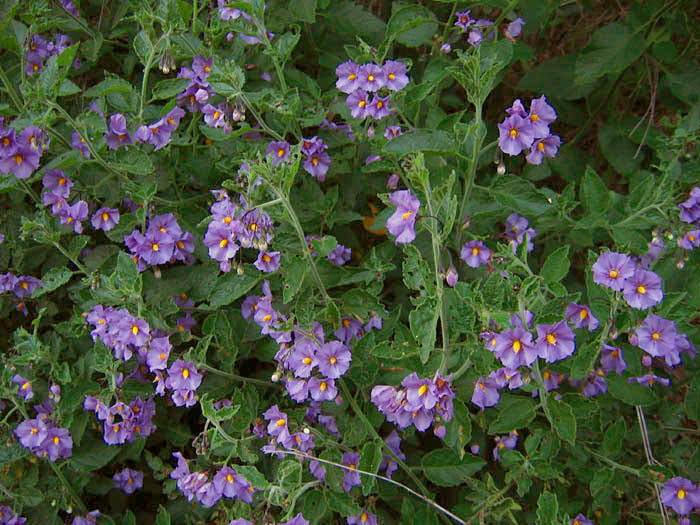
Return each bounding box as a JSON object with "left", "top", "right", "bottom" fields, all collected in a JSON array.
[
  {"left": 386, "top": 189, "right": 420, "bottom": 244},
  {"left": 623, "top": 269, "right": 663, "bottom": 310},
  {"left": 327, "top": 244, "right": 351, "bottom": 265},
  {"left": 498, "top": 114, "right": 535, "bottom": 156},
  {"left": 203, "top": 221, "right": 239, "bottom": 268},
  {"left": 254, "top": 251, "right": 281, "bottom": 273},
  {"left": 542, "top": 370, "right": 561, "bottom": 391},
  {"left": 505, "top": 17, "right": 526, "bottom": 39},
  {"left": 454, "top": 10, "right": 473, "bottom": 30},
  {"left": 14, "top": 418, "right": 48, "bottom": 449},
  {"left": 263, "top": 405, "right": 288, "bottom": 437},
  {"left": 601, "top": 343, "right": 627, "bottom": 374},
  {"left": 266, "top": 141, "right": 291, "bottom": 166},
  {"left": 175, "top": 313, "right": 195, "bottom": 332},
  {"left": 679, "top": 187, "right": 700, "bottom": 224},
  {"left": 202, "top": 104, "right": 227, "bottom": 128},
  {"left": 461, "top": 240, "right": 490, "bottom": 268},
  {"left": 507, "top": 99, "right": 528, "bottom": 117},
  {"left": 317, "top": 341, "right": 351, "bottom": 379},
  {"left": 165, "top": 360, "right": 202, "bottom": 391},
  {"left": 472, "top": 377, "right": 500, "bottom": 409},
  {"left": 468, "top": 28, "right": 484, "bottom": 48},
  {"left": 72, "top": 510, "right": 101, "bottom": 525},
  {"left": 526, "top": 135, "right": 561, "bottom": 165},
  {"left": 535, "top": 320, "right": 576, "bottom": 363},
  {"left": 335, "top": 61, "right": 361, "bottom": 94},
  {"left": 382, "top": 60, "right": 409, "bottom": 91},
  {"left": 13, "top": 276, "right": 42, "bottom": 298},
  {"left": 195, "top": 482, "right": 222, "bottom": 507},
  {"left": 288, "top": 340, "right": 319, "bottom": 378},
  {"left": 440, "top": 42, "right": 452, "bottom": 53},
  {"left": 504, "top": 213, "right": 537, "bottom": 252},
  {"left": 342, "top": 452, "right": 361, "bottom": 493},
  {"left": 43, "top": 426, "right": 73, "bottom": 461},
  {"left": 42, "top": 170, "right": 73, "bottom": 198},
  {"left": 367, "top": 94, "right": 391, "bottom": 119},
  {"left": 58, "top": 200, "right": 89, "bottom": 233},
  {"left": 280, "top": 514, "right": 309, "bottom": 525},
  {"left": 105, "top": 114, "right": 133, "bottom": 150},
  {"left": 493, "top": 431, "right": 518, "bottom": 460},
  {"left": 384, "top": 126, "right": 402, "bottom": 140},
  {"left": 494, "top": 327, "right": 538, "bottom": 368},
  {"left": 347, "top": 510, "right": 378, "bottom": 525},
  {"left": 0, "top": 145, "right": 40, "bottom": 179},
  {"left": 308, "top": 377, "right": 337, "bottom": 402},
  {"left": 630, "top": 374, "right": 670, "bottom": 387},
  {"left": 334, "top": 317, "right": 363, "bottom": 344},
  {"left": 570, "top": 514, "right": 593, "bottom": 525},
  {"left": 103, "top": 421, "right": 128, "bottom": 446},
  {"left": 347, "top": 90, "right": 370, "bottom": 119},
  {"left": 402, "top": 373, "right": 438, "bottom": 411},
  {"left": 583, "top": 371, "right": 607, "bottom": 397},
  {"left": 171, "top": 389, "right": 197, "bottom": 408},
  {"left": 285, "top": 378, "right": 309, "bottom": 403},
  {"left": 636, "top": 315, "right": 677, "bottom": 357},
  {"left": 678, "top": 230, "right": 700, "bottom": 250},
  {"left": 113, "top": 468, "right": 143, "bottom": 494},
  {"left": 592, "top": 251, "right": 635, "bottom": 291},
  {"left": 445, "top": 264, "right": 458, "bottom": 287},
  {"left": 527, "top": 95, "right": 557, "bottom": 138},
  {"left": 12, "top": 375, "right": 33, "bottom": 400},
  {"left": 146, "top": 336, "right": 171, "bottom": 371},
  {"left": 0, "top": 127, "right": 18, "bottom": 157},
  {"left": 358, "top": 63, "right": 386, "bottom": 92},
  {"left": 19, "top": 126, "right": 49, "bottom": 154},
  {"left": 489, "top": 368, "right": 523, "bottom": 390},
  {"left": 660, "top": 477, "right": 700, "bottom": 515},
  {"left": 565, "top": 302, "right": 599, "bottom": 331},
  {"left": 71, "top": 131, "right": 90, "bottom": 158},
  {"left": 137, "top": 229, "right": 174, "bottom": 265},
  {"left": 91, "top": 207, "right": 120, "bottom": 231},
  {"left": 303, "top": 149, "right": 331, "bottom": 181}
]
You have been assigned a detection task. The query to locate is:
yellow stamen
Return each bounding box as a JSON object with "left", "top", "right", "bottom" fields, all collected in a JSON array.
[
  {"left": 678, "top": 489, "right": 686, "bottom": 499},
  {"left": 276, "top": 418, "right": 285, "bottom": 427},
  {"left": 102, "top": 212, "right": 109, "bottom": 221},
  {"left": 277, "top": 148, "right": 285, "bottom": 157},
  {"left": 546, "top": 334, "right": 556, "bottom": 345},
  {"left": 329, "top": 356, "right": 337, "bottom": 364},
  {"left": 213, "top": 111, "right": 221, "bottom": 119},
  {"left": 359, "top": 100, "right": 366, "bottom": 108},
  {"left": 652, "top": 332, "right": 660, "bottom": 341},
  {"left": 22, "top": 381, "right": 30, "bottom": 390},
  {"left": 224, "top": 216, "right": 232, "bottom": 224},
  {"left": 14, "top": 154, "right": 22, "bottom": 164},
  {"left": 176, "top": 241, "right": 184, "bottom": 249},
  {"left": 608, "top": 269, "right": 619, "bottom": 279},
  {"left": 302, "top": 357, "right": 311, "bottom": 365},
  {"left": 537, "top": 142, "right": 545, "bottom": 152},
  {"left": 152, "top": 243, "right": 159, "bottom": 252},
  {"left": 388, "top": 73, "right": 395, "bottom": 81},
  {"left": 418, "top": 384, "right": 428, "bottom": 396},
  {"left": 530, "top": 114, "right": 539, "bottom": 122},
  {"left": 543, "top": 371, "right": 551, "bottom": 380},
  {"left": 219, "top": 238, "right": 228, "bottom": 248},
  {"left": 611, "top": 350, "right": 619, "bottom": 358},
  {"left": 263, "top": 314, "right": 271, "bottom": 322},
  {"left": 320, "top": 381, "right": 327, "bottom": 391},
  {"left": 509, "top": 129, "right": 518, "bottom": 138},
  {"left": 348, "top": 73, "right": 356, "bottom": 80},
  {"left": 53, "top": 436, "right": 60, "bottom": 444},
  {"left": 637, "top": 285, "right": 646, "bottom": 295},
  {"left": 131, "top": 325, "right": 139, "bottom": 335},
  {"left": 512, "top": 340, "right": 521, "bottom": 353},
  {"left": 579, "top": 309, "right": 588, "bottom": 319},
  {"left": 226, "top": 474, "right": 234, "bottom": 483},
  {"left": 367, "top": 75, "right": 374, "bottom": 82},
  {"left": 263, "top": 254, "right": 271, "bottom": 263},
  {"left": 182, "top": 368, "right": 190, "bottom": 379},
  {"left": 402, "top": 211, "right": 412, "bottom": 220}
]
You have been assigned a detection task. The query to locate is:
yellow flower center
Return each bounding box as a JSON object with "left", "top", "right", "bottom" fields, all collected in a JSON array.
[
  {"left": 303, "top": 357, "right": 311, "bottom": 365},
  {"left": 204, "top": 65, "right": 211, "bottom": 73},
  {"left": 131, "top": 325, "right": 139, "bottom": 335},
  {"left": 227, "top": 474, "right": 234, "bottom": 483},
  {"left": 418, "top": 384, "right": 428, "bottom": 396},
  {"left": 312, "top": 156, "right": 319, "bottom": 166},
  {"left": 580, "top": 309, "right": 588, "bottom": 319},
  {"left": 58, "top": 177, "right": 66, "bottom": 186},
  {"left": 168, "top": 117, "right": 175, "bottom": 125},
  {"left": 33, "top": 64, "right": 39, "bottom": 71},
  {"left": 608, "top": 269, "right": 619, "bottom": 279},
  {"left": 348, "top": 73, "right": 356, "bottom": 80},
  {"left": 512, "top": 340, "right": 521, "bottom": 353},
  {"left": 530, "top": 114, "right": 539, "bottom": 122},
  {"left": 637, "top": 285, "right": 646, "bottom": 295},
  {"left": 250, "top": 223, "right": 258, "bottom": 231},
  {"left": 219, "top": 238, "right": 228, "bottom": 248},
  {"left": 114, "top": 424, "right": 120, "bottom": 432},
  {"left": 14, "top": 154, "right": 22, "bottom": 164},
  {"left": 320, "top": 381, "right": 327, "bottom": 390},
  {"left": 224, "top": 216, "right": 232, "bottom": 224},
  {"left": 159, "top": 353, "right": 166, "bottom": 360},
  {"left": 472, "top": 247, "right": 479, "bottom": 255},
  {"left": 367, "top": 75, "right": 374, "bottom": 82},
  {"left": 611, "top": 350, "right": 619, "bottom": 358},
  {"left": 182, "top": 368, "right": 189, "bottom": 378},
  {"left": 177, "top": 241, "right": 184, "bottom": 249},
  {"left": 276, "top": 418, "right": 285, "bottom": 427},
  {"left": 361, "top": 513, "right": 368, "bottom": 523},
  {"left": 402, "top": 211, "right": 412, "bottom": 220},
  {"left": 330, "top": 356, "right": 337, "bottom": 364},
  {"left": 53, "top": 436, "right": 60, "bottom": 444},
  {"left": 678, "top": 489, "right": 686, "bottom": 499},
  {"left": 546, "top": 334, "right": 556, "bottom": 345},
  {"left": 277, "top": 148, "right": 285, "bottom": 157},
  {"left": 213, "top": 111, "right": 221, "bottom": 119},
  {"left": 263, "top": 314, "right": 271, "bottom": 322},
  {"left": 102, "top": 212, "right": 109, "bottom": 221},
  {"left": 479, "top": 382, "right": 486, "bottom": 391},
  {"left": 21, "top": 282, "right": 28, "bottom": 290},
  {"left": 118, "top": 133, "right": 127, "bottom": 141},
  {"left": 537, "top": 142, "right": 545, "bottom": 152},
  {"left": 359, "top": 100, "right": 366, "bottom": 108},
  {"left": 22, "top": 381, "right": 30, "bottom": 389},
  {"left": 152, "top": 243, "right": 159, "bottom": 252},
  {"left": 652, "top": 332, "right": 660, "bottom": 340},
  {"left": 349, "top": 463, "right": 356, "bottom": 469},
  {"left": 509, "top": 129, "right": 518, "bottom": 138},
  {"left": 543, "top": 371, "right": 550, "bottom": 379},
  {"left": 263, "top": 254, "right": 271, "bottom": 263},
  {"left": 460, "top": 16, "right": 467, "bottom": 23},
  {"left": 377, "top": 101, "right": 383, "bottom": 109},
  {"left": 31, "top": 427, "right": 38, "bottom": 435}
]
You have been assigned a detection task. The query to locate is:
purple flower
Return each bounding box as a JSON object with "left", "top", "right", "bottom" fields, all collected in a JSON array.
[
  {"left": 382, "top": 60, "right": 409, "bottom": 91},
  {"left": 308, "top": 377, "right": 337, "bottom": 402},
  {"left": 623, "top": 269, "right": 663, "bottom": 310},
  {"left": 202, "top": 104, "right": 227, "bottom": 128},
  {"left": 303, "top": 149, "right": 331, "bottom": 181},
  {"left": 468, "top": 28, "right": 484, "bottom": 48},
  {"left": 14, "top": 418, "right": 48, "bottom": 449},
  {"left": 493, "top": 431, "right": 518, "bottom": 460},
  {"left": 358, "top": 63, "right": 386, "bottom": 92},
  {"left": 454, "top": 10, "right": 473, "bottom": 30},
  {"left": 342, "top": 452, "right": 361, "bottom": 492},
  {"left": 678, "top": 230, "right": 700, "bottom": 250},
  {"left": 472, "top": 377, "right": 500, "bottom": 409},
  {"left": 570, "top": 515, "right": 593, "bottom": 525},
  {"left": 91, "top": 207, "right": 120, "bottom": 231},
  {"left": 43, "top": 426, "right": 73, "bottom": 461},
  {"left": 263, "top": 405, "right": 288, "bottom": 437},
  {"left": 317, "top": 341, "right": 351, "bottom": 379},
  {"left": 592, "top": 251, "right": 635, "bottom": 291},
  {"left": 137, "top": 229, "right": 174, "bottom": 265},
  {"left": 105, "top": 114, "right": 132, "bottom": 150},
  {"left": 42, "top": 169, "right": 73, "bottom": 198},
  {"left": 367, "top": 94, "right": 391, "bottom": 120},
  {"left": 505, "top": 17, "right": 526, "bottom": 39},
  {"left": 165, "top": 360, "right": 202, "bottom": 391},
  {"left": 498, "top": 114, "right": 535, "bottom": 156},
  {"left": 535, "top": 320, "right": 575, "bottom": 363},
  {"left": 445, "top": 264, "right": 458, "bottom": 287},
  {"left": 12, "top": 375, "right": 33, "bottom": 400},
  {"left": 280, "top": 514, "right": 309, "bottom": 525},
  {"left": 402, "top": 372, "right": 438, "bottom": 411},
  {"left": 636, "top": 315, "right": 677, "bottom": 357},
  {"left": 327, "top": 244, "right": 351, "bottom": 265},
  {"left": 600, "top": 343, "right": 627, "bottom": 374},
  {"left": 461, "top": 240, "right": 490, "bottom": 268},
  {"left": 527, "top": 95, "right": 557, "bottom": 138},
  {"left": 583, "top": 371, "right": 607, "bottom": 397},
  {"left": 266, "top": 141, "right": 290, "bottom": 166},
  {"left": 347, "top": 90, "right": 370, "bottom": 119},
  {"left": 113, "top": 468, "right": 143, "bottom": 494},
  {"left": 386, "top": 189, "right": 420, "bottom": 244},
  {"left": 13, "top": 276, "right": 42, "bottom": 298},
  {"left": 661, "top": 477, "right": 700, "bottom": 515},
  {"left": 526, "top": 135, "right": 561, "bottom": 165},
  {"left": 347, "top": 510, "right": 378, "bottom": 525},
  {"left": 334, "top": 317, "right": 362, "bottom": 344},
  {"left": 565, "top": 302, "right": 599, "bottom": 331},
  {"left": 679, "top": 187, "right": 700, "bottom": 224},
  {"left": 384, "top": 126, "right": 402, "bottom": 140},
  {"left": 0, "top": 145, "right": 40, "bottom": 179},
  {"left": 489, "top": 368, "right": 523, "bottom": 390},
  {"left": 630, "top": 374, "right": 670, "bottom": 387},
  {"left": 203, "top": 221, "right": 239, "bottom": 269},
  {"left": 494, "top": 327, "right": 538, "bottom": 368},
  {"left": 254, "top": 251, "right": 281, "bottom": 273},
  {"left": 335, "top": 61, "right": 361, "bottom": 94},
  {"left": 0, "top": 127, "right": 18, "bottom": 157},
  {"left": 57, "top": 200, "right": 88, "bottom": 233},
  {"left": 72, "top": 510, "right": 101, "bottom": 525},
  {"left": 71, "top": 131, "right": 90, "bottom": 158},
  {"left": 504, "top": 213, "right": 537, "bottom": 252}
]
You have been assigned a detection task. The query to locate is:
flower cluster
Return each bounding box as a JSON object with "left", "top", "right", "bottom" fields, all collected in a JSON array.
[
  {"left": 504, "top": 213, "right": 537, "bottom": 253},
  {"left": 84, "top": 395, "right": 156, "bottom": 445},
  {"left": 498, "top": 96, "right": 561, "bottom": 164},
  {"left": 336, "top": 60, "right": 409, "bottom": 120},
  {"left": 113, "top": 468, "right": 143, "bottom": 494},
  {"left": 0, "top": 273, "right": 42, "bottom": 315},
  {"left": 134, "top": 107, "right": 186, "bottom": 150},
  {"left": 177, "top": 56, "right": 214, "bottom": 113},
  {"left": 661, "top": 477, "right": 700, "bottom": 517},
  {"left": 14, "top": 400, "right": 72, "bottom": 462},
  {"left": 203, "top": 192, "right": 275, "bottom": 272},
  {"left": 454, "top": 11, "right": 497, "bottom": 48},
  {"left": 41, "top": 169, "right": 88, "bottom": 233},
  {"left": 217, "top": 0, "right": 275, "bottom": 45},
  {"left": 0, "top": 507, "right": 26, "bottom": 524},
  {"left": 24, "top": 33, "right": 79, "bottom": 76},
  {"left": 125, "top": 212, "right": 195, "bottom": 270},
  {"left": 86, "top": 305, "right": 154, "bottom": 361},
  {"left": 170, "top": 452, "right": 258, "bottom": 507},
  {"left": 630, "top": 314, "right": 695, "bottom": 369},
  {"left": 371, "top": 371, "right": 455, "bottom": 435},
  {"left": 0, "top": 120, "right": 49, "bottom": 179},
  {"left": 678, "top": 187, "right": 700, "bottom": 250},
  {"left": 592, "top": 251, "right": 663, "bottom": 310},
  {"left": 347, "top": 510, "right": 378, "bottom": 525},
  {"left": 72, "top": 511, "right": 101, "bottom": 525},
  {"left": 261, "top": 405, "right": 317, "bottom": 458}
]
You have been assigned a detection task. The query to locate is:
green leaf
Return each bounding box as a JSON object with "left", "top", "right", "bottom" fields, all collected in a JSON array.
[
  {"left": 443, "top": 399, "right": 471, "bottom": 452},
  {"left": 326, "top": 2, "right": 386, "bottom": 46},
  {"left": 602, "top": 419, "right": 626, "bottom": 455},
  {"left": 489, "top": 395, "right": 537, "bottom": 433},
  {"left": 607, "top": 375, "right": 658, "bottom": 406},
  {"left": 311, "top": 235, "right": 337, "bottom": 257},
  {"left": 84, "top": 76, "right": 134, "bottom": 97},
  {"left": 151, "top": 78, "right": 191, "bottom": 100},
  {"left": 409, "top": 299, "right": 438, "bottom": 364},
  {"left": 570, "top": 342, "right": 599, "bottom": 380},
  {"left": 154, "top": 506, "right": 170, "bottom": 525},
  {"left": 488, "top": 174, "right": 552, "bottom": 216},
  {"left": 207, "top": 270, "right": 262, "bottom": 309},
  {"left": 115, "top": 251, "right": 141, "bottom": 292},
  {"left": 599, "top": 120, "right": 643, "bottom": 175},
  {"left": 575, "top": 22, "right": 646, "bottom": 86},
  {"left": 58, "top": 79, "right": 81, "bottom": 97},
  {"left": 115, "top": 149, "right": 155, "bottom": 175},
  {"left": 283, "top": 256, "right": 308, "bottom": 304},
  {"left": 541, "top": 246, "right": 570, "bottom": 283},
  {"left": 386, "top": 4, "right": 438, "bottom": 48},
  {"left": 382, "top": 129, "right": 455, "bottom": 154},
  {"left": 70, "top": 436, "right": 121, "bottom": 471},
  {"left": 421, "top": 448, "right": 485, "bottom": 486},
  {"left": 33, "top": 267, "right": 74, "bottom": 297},
  {"left": 536, "top": 490, "right": 558, "bottom": 524},
  {"left": 581, "top": 166, "right": 611, "bottom": 215},
  {"left": 0, "top": 441, "right": 29, "bottom": 466},
  {"left": 134, "top": 30, "right": 153, "bottom": 65},
  {"left": 278, "top": 459, "right": 302, "bottom": 491},
  {"left": 294, "top": 0, "right": 317, "bottom": 23},
  {"left": 342, "top": 289, "right": 383, "bottom": 319},
  {"left": 326, "top": 491, "right": 362, "bottom": 516},
  {"left": 547, "top": 399, "right": 576, "bottom": 447},
  {"left": 517, "top": 54, "right": 597, "bottom": 101},
  {"left": 686, "top": 372, "right": 700, "bottom": 423},
  {"left": 359, "top": 440, "right": 382, "bottom": 496}
]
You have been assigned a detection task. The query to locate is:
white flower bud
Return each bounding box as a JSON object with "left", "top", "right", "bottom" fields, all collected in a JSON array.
[
  {"left": 497, "top": 162, "right": 506, "bottom": 175},
  {"left": 271, "top": 373, "right": 280, "bottom": 382}
]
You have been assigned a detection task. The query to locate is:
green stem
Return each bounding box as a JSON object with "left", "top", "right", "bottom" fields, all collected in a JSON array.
[
  {"left": 238, "top": 92, "right": 284, "bottom": 141},
  {"left": 464, "top": 480, "right": 515, "bottom": 525},
  {"left": 532, "top": 359, "right": 551, "bottom": 423},
  {"left": 583, "top": 446, "right": 645, "bottom": 477},
  {"left": 52, "top": 241, "right": 90, "bottom": 277},
  {"left": 138, "top": 33, "right": 170, "bottom": 123},
  {"left": 458, "top": 102, "right": 484, "bottom": 248},
  {"left": 201, "top": 363, "right": 281, "bottom": 389},
  {"left": 0, "top": 64, "right": 23, "bottom": 112},
  {"left": 191, "top": 0, "right": 198, "bottom": 33},
  {"left": 441, "top": 4, "right": 458, "bottom": 42},
  {"left": 483, "top": 0, "right": 521, "bottom": 40}
]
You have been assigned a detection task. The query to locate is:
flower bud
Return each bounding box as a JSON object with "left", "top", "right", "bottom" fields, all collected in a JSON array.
[
  {"left": 677, "top": 260, "right": 685, "bottom": 270},
  {"left": 367, "top": 126, "right": 375, "bottom": 138},
  {"left": 271, "top": 373, "right": 280, "bottom": 383},
  {"left": 641, "top": 355, "right": 653, "bottom": 367},
  {"left": 470, "top": 444, "right": 480, "bottom": 454},
  {"left": 628, "top": 331, "right": 638, "bottom": 346},
  {"left": 496, "top": 162, "right": 506, "bottom": 175},
  {"left": 445, "top": 264, "right": 458, "bottom": 287},
  {"left": 386, "top": 173, "right": 399, "bottom": 190},
  {"left": 237, "top": 263, "right": 244, "bottom": 276},
  {"left": 440, "top": 43, "right": 452, "bottom": 53}
]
